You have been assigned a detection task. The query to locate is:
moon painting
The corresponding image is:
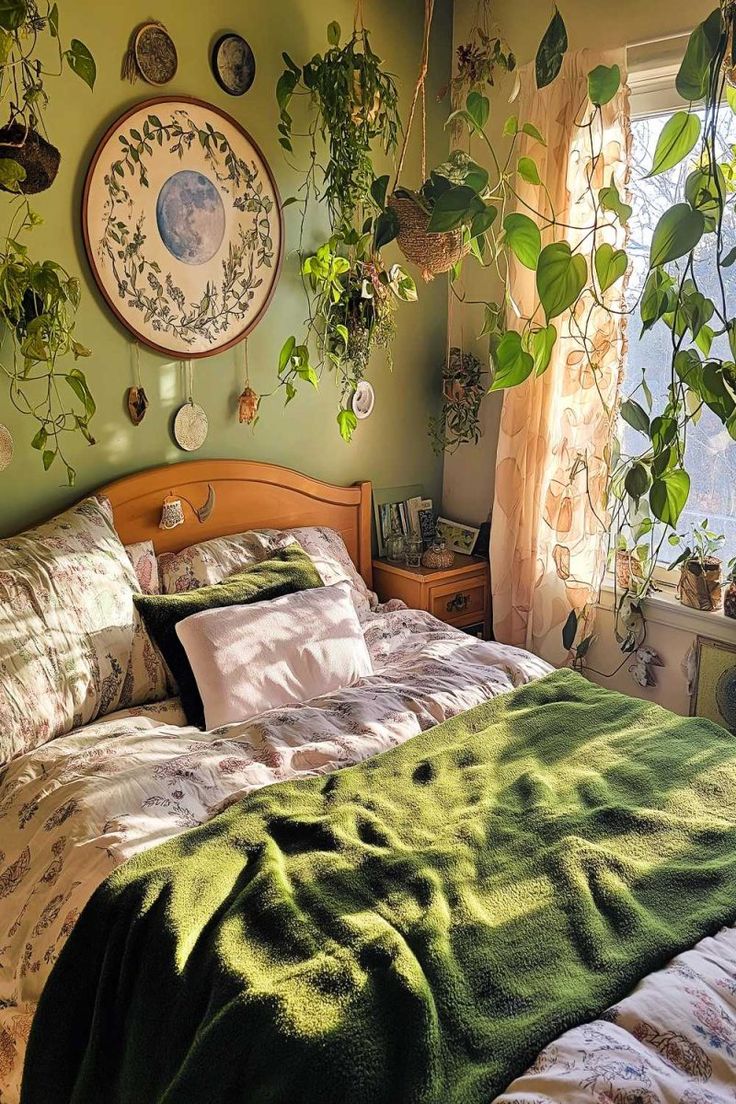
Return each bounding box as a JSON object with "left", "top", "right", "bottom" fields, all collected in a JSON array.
[
  {"left": 156, "top": 170, "right": 226, "bottom": 265},
  {"left": 212, "top": 34, "right": 255, "bottom": 96},
  {"left": 83, "top": 97, "right": 283, "bottom": 357}
]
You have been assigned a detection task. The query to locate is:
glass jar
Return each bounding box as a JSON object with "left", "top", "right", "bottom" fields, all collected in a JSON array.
[
  {"left": 405, "top": 535, "right": 423, "bottom": 568},
  {"left": 385, "top": 524, "right": 406, "bottom": 564}
]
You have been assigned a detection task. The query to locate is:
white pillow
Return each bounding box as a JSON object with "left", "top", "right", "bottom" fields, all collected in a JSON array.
[{"left": 175, "top": 583, "right": 374, "bottom": 729}]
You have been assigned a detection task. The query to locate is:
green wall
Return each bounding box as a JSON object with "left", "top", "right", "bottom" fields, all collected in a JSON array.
[{"left": 0, "top": 0, "right": 451, "bottom": 535}]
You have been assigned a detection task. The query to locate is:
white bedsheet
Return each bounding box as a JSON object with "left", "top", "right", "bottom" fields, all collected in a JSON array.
[{"left": 1, "top": 609, "right": 735, "bottom": 1104}]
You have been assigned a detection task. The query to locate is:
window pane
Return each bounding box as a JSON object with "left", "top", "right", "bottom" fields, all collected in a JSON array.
[{"left": 624, "top": 110, "right": 736, "bottom": 564}]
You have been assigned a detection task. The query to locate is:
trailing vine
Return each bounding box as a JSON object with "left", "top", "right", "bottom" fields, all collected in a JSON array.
[{"left": 0, "top": 0, "right": 95, "bottom": 484}]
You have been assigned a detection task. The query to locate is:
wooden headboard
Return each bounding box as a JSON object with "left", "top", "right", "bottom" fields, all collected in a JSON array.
[{"left": 99, "top": 459, "right": 373, "bottom": 588}]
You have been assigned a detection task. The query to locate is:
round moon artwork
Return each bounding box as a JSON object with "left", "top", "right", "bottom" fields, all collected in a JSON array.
[
  {"left": 83, "top": 98, "right": 283, "bottom": 357},
  {"left": 156, "top": 170, "right": 225, "bottom": 265}
]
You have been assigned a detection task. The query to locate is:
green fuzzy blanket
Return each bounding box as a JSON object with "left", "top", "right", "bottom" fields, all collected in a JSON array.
[{"left": 22, "top": 670, "right": 736, "bottom": 1104}]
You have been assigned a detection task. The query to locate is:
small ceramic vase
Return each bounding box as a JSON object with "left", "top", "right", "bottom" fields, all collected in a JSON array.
[{"left": 421, "top": 539, "right": 454, "bottom": 570}]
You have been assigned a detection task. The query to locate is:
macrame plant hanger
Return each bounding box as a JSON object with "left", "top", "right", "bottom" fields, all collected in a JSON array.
[
  {"left": 127, "top": 341, "right": 149, "bottom": 425},
  {"left": 387, "top": 0, "right": 468, "bottom": 281}
]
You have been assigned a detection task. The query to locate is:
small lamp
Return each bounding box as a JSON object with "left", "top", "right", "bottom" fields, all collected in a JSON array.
[{"left": 159, "top": 484, "right": 216, "bottom": 530}]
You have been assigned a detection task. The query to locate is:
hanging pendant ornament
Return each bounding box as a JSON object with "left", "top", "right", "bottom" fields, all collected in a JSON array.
[
  {"left": 237, "top": 338, "right": 259, "bottom": 425},
  {"left": 174, "top": 360, "right": 208, "bottom": 451},
  {"left": 126, "top": 342, "right": 149, "bottom": 426},
  {"left": 0, "top": 423, "right": 14, "bottom": 472}
]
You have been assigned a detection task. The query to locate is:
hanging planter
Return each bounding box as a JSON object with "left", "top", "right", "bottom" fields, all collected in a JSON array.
[
  {"left": 388, "top": 191, "right": 468, "bottom": 281},
  {"left": 0, "top": 122, "right": 60, "bottom": 194}
]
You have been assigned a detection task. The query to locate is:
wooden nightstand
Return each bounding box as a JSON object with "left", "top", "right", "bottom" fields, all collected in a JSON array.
[{"left": 372, "top": 554, "right": 492, "bottom": 639}]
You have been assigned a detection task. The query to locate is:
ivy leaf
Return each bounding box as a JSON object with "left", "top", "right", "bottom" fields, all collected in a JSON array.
[
  {"left": 337, "top": 409, "right": 357, "bottom": 442},
  {"left": 42, "top": 449, "right": 56, "bottom": 471},
  {"left": 649, "top": 203, "right": 704, "bottom": 267},
  {"left": 48, "top": 2, "right": 58, "bottom": 36},
  {"left": 721, "top": 245, "right": 736, "bottom": 268},
  {"left": 470, "top": 205, "right": 497, "bottom": 239},
  {"left": 649, "top": 469, "right": 691, "bottom": 526},
  {"left": 594, "top": 243, "right": 627, "bottom": 292},
  {"left": 276, "top": 70, "right": 297, "bottom": 112},
  {"left": 278, "top": 336, "right": 296, "bottom": 374},
  {"left": 65, "top": 39, "right": 96, "bottom": 89},
  {"left": 327, "top": 20, "right": 340, "bottom": 46},
  {"left": 647, "top": 111, "right": 702, "bottom": 177},
  {"left": 530, "top": 323, "right": 557, "bottom": 376},
  {"left": 503, "top": 212, "right": 541, "bottom": 269},
  {"left": 427, "top": 185, "right": 480, "bottom": 232},
  {"left": 599, "top": 177, "right": 632, "bottom": 225},
  {"left": 676, "top": 8, "right": 722, "bottom": 102},
  {"left": 521, "top": 122, "right": 546, "bottom": 145},
  {"left": 465, "top": 91, "right": 490, "bottom": 131},
  {"left": 0, "top": 157, "right": 26, "bottom": 191},
  {"left": 620, "top": 398, "right": 650, "bottom": 435},
  {"left": 490, "top": 331, "right": 535, "bottom": 390},
  {"left": 370, "top": 175, "right": 390, "bottom": 211},
  {"left": 374, "top": 208, "right": 399, "bottom": 250},
  {"left": 30, "top": 427, "right": 47, "bottom": 451},
  {"left": 588, "top": 63, "right": 621, "bottom": 107},
  {"left": 625, "top": 462, "right": 651, "bottom": 502},
  {"left": 518, "top": 156, "right": 541, "bottom": 185},
  {"left": 536, "top": 242, "right": 587, "bottom": 321},
  {"left": 562, "top": 608, "right": 578, "bottom": 651},
  {"left": 536, "top": 8, "right": 568, "bottom": 90},
  {"left": 640, "top": 267, "right": 675, "bottom": 333},
  {"left": 464, "top": 161, "right": 489, "bottom": 193},
  {"left": 0, "top": 0, "right": 27, "bottom": 31}
]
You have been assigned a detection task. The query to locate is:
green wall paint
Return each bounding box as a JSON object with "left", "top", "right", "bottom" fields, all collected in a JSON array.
[{"left": 0, "top": 0, "right": 450, "bottom": 535}]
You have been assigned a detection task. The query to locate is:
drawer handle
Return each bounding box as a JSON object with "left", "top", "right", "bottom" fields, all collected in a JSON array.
[{"left": 447, "top": 592, "right": 471, "bottom": 613}]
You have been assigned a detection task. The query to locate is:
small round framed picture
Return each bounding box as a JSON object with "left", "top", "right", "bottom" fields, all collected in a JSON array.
[{"left": 212, "top": 34, "right": 256, "bottom": 96}]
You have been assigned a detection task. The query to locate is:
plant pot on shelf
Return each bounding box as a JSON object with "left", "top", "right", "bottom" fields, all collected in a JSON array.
[
  {"left": 725, "top": 580, "right": 736, "bottom": 620},
  {"left": 615, "top": 549, "right": 644, "bottom": 591},
  {"left": 0, "top": 122, "right": 60, "bottom": 194},
  {"left": 678, "top": 556, "right": 723, "bottom": 612},
  {"left": 388, "top": 192, "right": 469, "bottom": 282}
]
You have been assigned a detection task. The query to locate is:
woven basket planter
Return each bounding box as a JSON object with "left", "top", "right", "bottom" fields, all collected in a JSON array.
[
  {"left": 0, "top": 123, "right": 60, "bottom": 194},
  {"left": 678, "top": 557, "right": 723, "bottom": 612},
  {"left": 388, "top": 193, "right": 468, "bottom": 282}
]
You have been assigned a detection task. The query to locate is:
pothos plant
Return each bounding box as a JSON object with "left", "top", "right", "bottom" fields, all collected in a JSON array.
[
  {"left": 272, "top": 20, "right": 417, "bottom": 441},
  {"left": 0, "top": 0, "right": 96, "bottom": 484},
  {"left": 401, "top": 3, "right": 736, "bottom": 672}
]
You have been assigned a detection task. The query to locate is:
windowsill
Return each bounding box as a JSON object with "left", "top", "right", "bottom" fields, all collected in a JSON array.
[{"left": 599, "top": 575, "right": 736, "bottom": 643}]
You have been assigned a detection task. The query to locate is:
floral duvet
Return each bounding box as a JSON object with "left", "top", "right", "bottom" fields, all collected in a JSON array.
[{"left": 1, "top": 609, "right": 735, "bottom": 1104}]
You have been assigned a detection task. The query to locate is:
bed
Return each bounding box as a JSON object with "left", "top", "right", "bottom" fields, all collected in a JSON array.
[{"left": 1, "top": 461, "right": 736, "bottom": 1104}]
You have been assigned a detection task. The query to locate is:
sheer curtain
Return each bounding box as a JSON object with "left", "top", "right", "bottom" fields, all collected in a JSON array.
[{"left": 490, "top": 49, "right": 631, "bottom": 665}]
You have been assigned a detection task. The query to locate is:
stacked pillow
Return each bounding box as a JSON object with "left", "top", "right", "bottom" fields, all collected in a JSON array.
[{"left": 0, "top": 497, "right": 167, "bottom": 765}]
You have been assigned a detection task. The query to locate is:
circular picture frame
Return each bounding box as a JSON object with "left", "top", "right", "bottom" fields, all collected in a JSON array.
[
  {"left": 212, "top": 34, "right": 256, "bottom": 96},
  {"left": 82, "top": 97, "right": 283, "bottom": 359}
]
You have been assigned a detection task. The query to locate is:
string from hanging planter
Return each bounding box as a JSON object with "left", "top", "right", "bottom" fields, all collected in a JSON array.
[
  {"left": 388, "top": 0, "right": 469, "bottom": 281},
  {"left": 126, "top": 341, "right": 149, "bottom": 426},
  {"left": 237, "top": 338, "right": 259, "bottom": 425}
]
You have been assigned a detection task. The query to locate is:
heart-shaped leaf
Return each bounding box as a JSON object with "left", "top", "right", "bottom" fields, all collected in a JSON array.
[
  {"left": 530, "top": 324, "right": 557, "bottom": 376},
  {"left": 503, "top": 212, "right": 541, "bottom": 269},
  {"left": 620, "top": 399, "right": 650, "bottom": 435},
  {"left": 676, "top": 9, "right": 722, "bottom": 102},
  {"left": 648, "top": 111, "right": 702, "bottom": 177},
  {"left": 518, "top": 156, "right": 541, "bottom": 185},
  {"left": 536, "top": 8, "right": 568, "bottom": 89},
  {"left": 465, "top": 91, "right": 490, "bottom": 131},
  {"left": 65, "top": 38, "right": 96, "bottom": 89},
  {"left": 0, "top": 0, "right": 27, "bottom": 31},
  {"left": 649, "top": 469, "right": 691, "bottom": 526},
  {"left": 594, "top": 243, "right": 627, "bottom": 292},
  {"left": 427, "top": 185, "right": 480, "bottom": 233},
  {"left": 625, "top": 462, "right": 651, "bottom": 502},
  {"left": 588, "top": 63, "right": 621, "bottom": 107},
  {"left": 599, "top": 177, "right": 632, "bottom": 225},
  {"left": 536, "top": 242, "right": 587, "bottom": 321},
  {"left": 649, "top": 203, "right": 704, "bottom": 267},
  {"left": 374, "top": 209, "right": 399, "bottom": 250},
  {"left": 490, "top": 331, "right": 535, "bottom": 390}
]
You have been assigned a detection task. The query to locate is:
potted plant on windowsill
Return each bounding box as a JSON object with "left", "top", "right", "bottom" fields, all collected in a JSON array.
[{"left": 669, "top": 520, "right": 725, "bottom": 613}]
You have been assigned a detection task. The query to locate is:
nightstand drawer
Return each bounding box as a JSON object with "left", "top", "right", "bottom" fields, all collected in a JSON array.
[{"left": 428, "top": 577, "right": 487, "bottom": 625}]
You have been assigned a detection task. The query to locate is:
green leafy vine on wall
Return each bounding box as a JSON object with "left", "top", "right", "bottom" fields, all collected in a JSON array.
[{"left": 0, "top": 0, "right": 95, "bottom": 484}]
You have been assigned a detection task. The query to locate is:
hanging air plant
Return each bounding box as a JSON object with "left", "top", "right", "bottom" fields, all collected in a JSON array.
[{"left": 429, "top": 347, "right": 486, "bottom": 454}]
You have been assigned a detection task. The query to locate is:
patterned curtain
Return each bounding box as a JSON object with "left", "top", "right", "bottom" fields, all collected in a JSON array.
[{"left": 490, "top": 49, "right": 631, "bottom": 665}]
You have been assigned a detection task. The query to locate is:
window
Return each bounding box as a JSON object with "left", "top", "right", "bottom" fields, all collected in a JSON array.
[{"left": 622, "top": 102, "right": 736, "bottom": 565}]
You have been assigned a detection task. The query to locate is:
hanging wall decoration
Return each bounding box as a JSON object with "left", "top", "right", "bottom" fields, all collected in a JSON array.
[
  {"left": 173, "top": 361, "right": 209, "bottom": 451},
  {"left": 212, "top": 34, "right": 256, "bottom": 96},
  {"left": 237, "top": 338, "right": 259, "bottom": 425},
  {"left": 83, "top": 97, "right": 283, "bottom": 358},
  {"left": 126, "top": 342, "right": 149, "bottom": 425},
  {"left": 0, "top": 424, "right": 14, "bottom": 472},
  {"left": 122, "top": 22, "right": 178, "bottom": 85}
]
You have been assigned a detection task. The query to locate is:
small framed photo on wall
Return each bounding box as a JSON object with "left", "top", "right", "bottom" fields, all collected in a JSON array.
[{"left": 690, "top": 636, "right": 736, "bottom": 735}]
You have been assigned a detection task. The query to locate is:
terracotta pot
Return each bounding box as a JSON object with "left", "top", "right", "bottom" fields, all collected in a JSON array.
[
  {"left": 724, "top": 580, "right": 736, "bottom": 620},
  {"left": 615, "top": 549, "right": 643, "bottom": 591},
  {"left": 679, "top": 556, "right": 723, "bottom": 612},
  {"left": 0, "top": 122, "right": 60, "bottom": 194}
]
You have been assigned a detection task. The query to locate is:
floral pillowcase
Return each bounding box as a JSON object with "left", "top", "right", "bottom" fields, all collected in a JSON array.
[
  {"left": 125, "top": 540, "right": 160, "bottom": 595},
  {"left": 0, "top": 497, "right": 168, "bottom": 766},
  {"left": 158, "top": 526, "right": 377, "bottom": 618}
]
